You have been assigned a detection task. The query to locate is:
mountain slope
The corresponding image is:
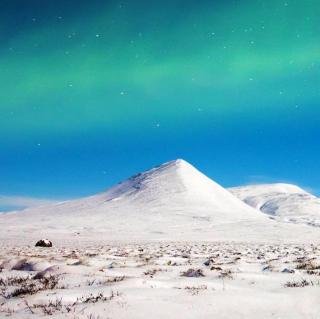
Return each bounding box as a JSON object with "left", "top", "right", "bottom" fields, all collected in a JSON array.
[
  {"left": 229, "top": 183, "right": 320, "bottom": 227},
  {"left": 0, "top": 161, "right": 319, "bottom": 243},
  {"left": 100, "top": 159, "right": 263, "bottom": 216}
]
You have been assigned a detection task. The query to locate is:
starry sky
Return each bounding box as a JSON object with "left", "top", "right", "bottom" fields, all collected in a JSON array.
[{"left": 0, "top": 0, "right": 319, "bottom": 210}]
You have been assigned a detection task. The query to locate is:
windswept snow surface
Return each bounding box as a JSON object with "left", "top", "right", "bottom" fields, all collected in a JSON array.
[
  {"left": 2, "top": 242, "right": 320, "bottom": 319},
  {"left": 0, "top": 160, "right": 319, "bottom": 243},
  {"left": 229, "top": 183, "right": 320, "bottom": 227}
]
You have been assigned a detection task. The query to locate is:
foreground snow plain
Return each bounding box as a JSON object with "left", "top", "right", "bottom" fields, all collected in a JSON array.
[
  {"left": 1, "top": 159, "right": 320, "bottom": 318},
  {"left": 1, "top": 242, "right": 320, "bottom": 318}
]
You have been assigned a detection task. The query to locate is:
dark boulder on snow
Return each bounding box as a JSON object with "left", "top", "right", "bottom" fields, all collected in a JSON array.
[{"left": 35, "top": 239, "right": 52, "bottom": 247}]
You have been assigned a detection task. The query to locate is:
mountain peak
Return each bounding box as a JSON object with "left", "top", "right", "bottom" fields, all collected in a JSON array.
[
  {"left": 100, "top": 159, "right": 198, "bottom": 202},
  {"left": 169, "top": 158, "right": 188, "bottom": 165},
  {"left": 158, "top": 158, "right": 191, "bottom": 169},
  {"left": 97, "top": 159, "right": 260, "bottom": 219}
]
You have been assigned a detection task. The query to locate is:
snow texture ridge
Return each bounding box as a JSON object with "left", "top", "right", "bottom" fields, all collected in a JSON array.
[{"left": 229, "top": 183, "right": 320, "bottom": 227}]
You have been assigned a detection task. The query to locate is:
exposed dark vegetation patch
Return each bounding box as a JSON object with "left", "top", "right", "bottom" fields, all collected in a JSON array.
[
  {"left": 24, "top": 291, "right": 121, "bottom": 315},
  {"left": 284, "top": 279, "right": 320, "bottom": 288},
  {"left": 0, "top": 274, "right": 60, "bottom": 299}
]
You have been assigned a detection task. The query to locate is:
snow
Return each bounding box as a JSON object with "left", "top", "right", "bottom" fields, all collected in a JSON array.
[
  {"left": 229, "top": 183, "right": 320, "bottom": 227},
  {"left": 1, "top": 159, "right": 319, "bottom": 243},
  {"left": 1, "top": 242, "right": 320, "bottom": 318},
  {"left": 1, "top": 160, "right": 320, "bottom": 318}
]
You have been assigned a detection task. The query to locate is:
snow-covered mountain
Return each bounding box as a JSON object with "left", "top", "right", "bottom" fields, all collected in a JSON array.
[
  {"left": 229, "top": 183, "right": 320, "bottom": 227},
  {"left": 0, "top": 160, "right": 319, "bottom": 243}
]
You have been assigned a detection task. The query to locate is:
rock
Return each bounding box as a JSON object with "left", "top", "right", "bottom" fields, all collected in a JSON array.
[
  {"left": 204, "top": 258, "right": 214, "bottom": 266},
  {"left": 262, "top": 265, "right": 272, "bottom": 272},
  {"left": 181, "top": 268, "right": 205, "bottom": 277},
  {"left": 204, "top": 260, "right": 210, "bottom": 266},
  {"left": 35, "top": 239, "right": 52, "bottom": 247},
  {"left": 282, "top": 268, "right": 295, "bottom": 274}
]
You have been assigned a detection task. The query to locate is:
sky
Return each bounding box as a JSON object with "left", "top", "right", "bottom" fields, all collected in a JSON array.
[{"left": 0, "top": 0, "right": 319, "bottom": 210}]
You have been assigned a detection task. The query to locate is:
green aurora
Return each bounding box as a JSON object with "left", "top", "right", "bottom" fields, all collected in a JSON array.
[{"left": 1, "top": 0, "right": 319, "bottom": 136}]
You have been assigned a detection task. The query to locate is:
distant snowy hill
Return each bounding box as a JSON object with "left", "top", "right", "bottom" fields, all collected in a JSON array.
[
  {"left": 229, "top": 183, "right": 320, "bottom": 227},
  {"left": 0, "top": 160, "right": 319, "bottom": 243}
]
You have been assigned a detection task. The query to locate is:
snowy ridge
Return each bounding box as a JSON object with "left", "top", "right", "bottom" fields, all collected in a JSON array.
[
  {"left": 229, "top": 183, "right": 320, "bottom": 227},
  {"left": 0, "top": 160, "right": 319, "bottom": 243}
]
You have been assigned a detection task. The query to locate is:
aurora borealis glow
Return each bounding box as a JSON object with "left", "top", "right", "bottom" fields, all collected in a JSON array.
[{"left": 1, "top": 0, "right": 319, "bottom": 205}]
